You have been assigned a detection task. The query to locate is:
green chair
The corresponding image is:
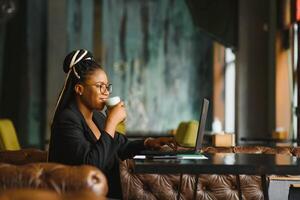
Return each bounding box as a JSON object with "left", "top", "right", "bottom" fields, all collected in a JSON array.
[{"left": 0, "top": 119, "right": 20, "bottom": 150}]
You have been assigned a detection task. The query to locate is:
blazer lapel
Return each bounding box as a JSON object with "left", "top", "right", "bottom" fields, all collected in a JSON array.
[{"left": 68, "top": 101, "right": 98, "bottom": 142}]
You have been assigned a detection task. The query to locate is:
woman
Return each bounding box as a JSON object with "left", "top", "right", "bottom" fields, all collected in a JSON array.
[{"left": 48, "top": 49, "right": 174, "bottom": 199}]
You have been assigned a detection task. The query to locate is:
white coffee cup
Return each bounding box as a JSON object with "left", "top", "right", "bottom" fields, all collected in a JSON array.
[
  {"left": 105, "top": 96, "right": 126, "bottom": 134},
  {"left": 106, "top": 96, "right": 121, "bottom": 107}
]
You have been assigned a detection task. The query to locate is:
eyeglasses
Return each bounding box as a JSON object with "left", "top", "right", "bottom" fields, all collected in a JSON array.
[{"left": 84, "top": 82, "right": 112, "bottom": 94}]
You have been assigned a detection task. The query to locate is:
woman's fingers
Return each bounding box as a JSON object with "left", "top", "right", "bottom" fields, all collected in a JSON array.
[
  {"left": 161, "top": 137, "right": 175, "bottom": 144},
  {"left": 145, "top": 137, "right": 178, "bottom": 150},
  {"left": 119, "top": 101, "right": 125, "bottom": 107},
  {"left": 167, "top": 142, "right": 177, "bottom": 150},
  {"left": 107, "top": 101, "right": 127, "bottom": 124}
]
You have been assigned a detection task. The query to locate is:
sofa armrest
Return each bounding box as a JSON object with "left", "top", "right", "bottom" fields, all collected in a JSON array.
[{"left": 0, "top": 162, "right": 108, "bottom": 197}]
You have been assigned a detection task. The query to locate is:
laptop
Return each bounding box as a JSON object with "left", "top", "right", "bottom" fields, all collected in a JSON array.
[{"left": 139, "top": 98, "right": 209, "bottom": 157}]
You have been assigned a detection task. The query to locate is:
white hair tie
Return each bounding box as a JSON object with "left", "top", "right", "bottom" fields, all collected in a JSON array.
[
  {"left": 69, "top": 50, "right": 88, "bottom": 79},
  {"left": 69, "top": 50, "right": 80, "bottom": 69}
]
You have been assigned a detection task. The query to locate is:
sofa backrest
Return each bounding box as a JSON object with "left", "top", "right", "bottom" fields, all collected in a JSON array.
[
  {"left": 0, "top": 148, "right": 47, "bottom": 164},
  {"left": 120, "top": 145, "right": 300, "bottom": 200},
  {"left": 0, "top": 162, "right": 108, "bottom": 197}
]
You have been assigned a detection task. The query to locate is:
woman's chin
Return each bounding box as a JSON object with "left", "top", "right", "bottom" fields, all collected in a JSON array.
[{"left": 96, "top": 104, "right": 105, "bottom": 111}]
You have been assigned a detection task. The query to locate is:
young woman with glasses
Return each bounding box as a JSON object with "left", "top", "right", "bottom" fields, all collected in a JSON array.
[{"left": 48, "top": 49, "right": 175, "bottom": 199}]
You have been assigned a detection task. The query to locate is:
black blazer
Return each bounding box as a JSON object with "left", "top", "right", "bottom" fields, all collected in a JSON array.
[{"left": 48, "top": 101, "right": 145, "bottom": 199}]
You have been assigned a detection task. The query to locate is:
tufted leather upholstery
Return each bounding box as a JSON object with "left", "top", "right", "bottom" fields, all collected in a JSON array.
[
  {"left": 0, "top": 149, "right": 108, "bottom": 199},
  {"left": 0, "top": 189, "right": 106, "bottom": 200},
  {"left": 120, "top": 146, "right": 300, "bottom": 200},
  {"left": 0, "top": 162, "right": 108, "bottom": 197},
  {"left": 120, "top": 159, "right": 248, "bottom": 200}
]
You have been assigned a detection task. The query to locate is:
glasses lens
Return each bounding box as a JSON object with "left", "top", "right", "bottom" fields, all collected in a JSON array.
[
  {"left": 107, "top": 84, "right": 112, "bottom": 93},
  {"left": 100, "top": 84, "right": 112, "bottom": 93}
]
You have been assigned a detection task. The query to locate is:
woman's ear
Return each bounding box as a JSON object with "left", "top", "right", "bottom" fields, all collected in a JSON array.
[{"left": 75, "top": 83, "right": 84, "bottom": 96}]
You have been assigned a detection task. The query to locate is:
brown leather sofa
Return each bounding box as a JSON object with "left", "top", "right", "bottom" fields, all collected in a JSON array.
[
  {"left": 0, "top": 189, "right": 106, "bottom": 200},
  {"left": 0, "top": 149, "right": 108, "bottom": 200},
  {"left": 0, "top": 162, "right": 108, "bottom": 196},
  {"left": 120, "top": 146, "right": 300, "bottom": 200}
]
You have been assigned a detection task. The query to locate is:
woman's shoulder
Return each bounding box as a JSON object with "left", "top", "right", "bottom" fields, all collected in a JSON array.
[{"left": 54, "top": 106, "right": 83, "bottom": 125}]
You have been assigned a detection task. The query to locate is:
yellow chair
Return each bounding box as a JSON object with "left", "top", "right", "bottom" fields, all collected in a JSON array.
[
  {"left": 116, "top": 121, "right": 126, "bottom": 135},
  {"left": 0, "top": 119, "right": 20, "bottom": 150},
  {"left": 175, "top": 120, "right": 199, "bottom": 147}
]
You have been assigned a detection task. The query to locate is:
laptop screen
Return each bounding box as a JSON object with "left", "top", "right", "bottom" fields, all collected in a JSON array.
[{"left": 194, "top": 98, "right": 209, "bottom": 152}]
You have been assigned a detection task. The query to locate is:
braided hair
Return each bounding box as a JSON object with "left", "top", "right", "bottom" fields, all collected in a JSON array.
[{"left": 52, "top": 49, "right": 103, "bottom": 122}]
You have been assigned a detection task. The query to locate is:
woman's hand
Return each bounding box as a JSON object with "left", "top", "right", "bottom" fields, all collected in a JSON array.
[
  {"left": 105, "top": 101, "right": 126, "bottom": 137},
  {"left": 144, "top": 137, "right": 177, "bottom": 150}
]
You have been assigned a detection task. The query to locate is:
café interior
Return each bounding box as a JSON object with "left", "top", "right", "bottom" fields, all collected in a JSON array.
[{"left": 0, "top": 0, "right": 300, "bottom": 199}]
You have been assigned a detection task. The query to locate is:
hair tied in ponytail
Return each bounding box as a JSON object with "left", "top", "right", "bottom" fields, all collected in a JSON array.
[{"left": 53, "top": 49, "right": 87, "bottom": 115}]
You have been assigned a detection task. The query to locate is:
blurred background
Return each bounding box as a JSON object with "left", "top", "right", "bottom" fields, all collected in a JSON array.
[{"left": 0, "top": 0, "right": 298, "bottom": 149}]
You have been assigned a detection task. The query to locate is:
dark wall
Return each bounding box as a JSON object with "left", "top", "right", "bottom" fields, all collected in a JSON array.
[
  {"left": 0, "top": 0, "right": 46, "bottom": 148},
  {"left": 185, "top": 0, "right": 238, "bottom": 49}
]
